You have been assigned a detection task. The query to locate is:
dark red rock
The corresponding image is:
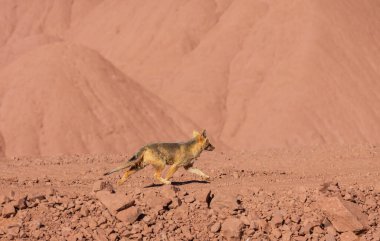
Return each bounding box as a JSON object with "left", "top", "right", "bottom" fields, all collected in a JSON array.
[
  {"left": 0, "top": 195, "right": 10, "bottom": 204},
  {"left": 2, "top": 203, "right": 16, "bottom": 218},
  {"left": 210, "top": 192, "right": 243, "bottom": 212},
  {"left": 168, "top": 197, "right": 182, "bottom": 209},
  {"left": 221, "top": 217, "right": 244, "bottom": 241},
  {"left": 184, "top": 196, "right": 196, "bottom": 204},
  {"left": 271, "top": 213, "right": 284, "bottom": 228},
  {"left": 340, "top": 231, "right": 359, "bottom": 241},
  {"left": 92, "top": 180, "right": 114, "bottom": 193},
  {"left": 96, "top": 191, "right": 135, "bottom": 215},
  {"left": 144, "top": 191, "right": 172, "bottom": 211},
  {"left": 318, "top": 196, "right": 368, "bottom": 233},
  {"left": 30, "top": 220, "right": 43, "bottom": 230},
  {"left": 13, "top": 194, "right": 28, "bottom": 210},
  {"left": 325, "top": 233, "right": 336, "bottom": 241},
  {"left": 6, "top": 225, "right": 20, "bottom": 238},
  {"left": 80, "top": 206, "right": 89, "bottom": 217},
  {"left": 29, "top": 194, "right": 46, "bottom": 202},
  {"left": 116, "top": 207, "right": 142, "bottom": 224},
  {"left": 210, "top": 222, "right": 221, "bottom": 233}
]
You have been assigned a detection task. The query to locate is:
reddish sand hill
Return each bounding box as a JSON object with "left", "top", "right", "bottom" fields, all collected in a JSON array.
[
  {"left": 0, "top": 43, "right": 195, "bottom": 156},
  {"left": 220, "top": 1, "right": 380, "bottom": 149},
  {"left": 0, "top": 34, "right": 60, "bottom": 69},
  {"left": 0, "top": 0, "right": 380, "bottom": 155},
  {"left": 68, "top": 0, "right": 380, "bottom": 150},
  {"left": 66, "top": 0, "right": 230, "bottom": 91},
  {"left": 0, "top": 132, "right": 4, "bottom": 156}
]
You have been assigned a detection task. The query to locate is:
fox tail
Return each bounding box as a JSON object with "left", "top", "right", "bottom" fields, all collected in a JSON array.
[{"left": 103, "top": 148, "right": 145, "bottom": 176}]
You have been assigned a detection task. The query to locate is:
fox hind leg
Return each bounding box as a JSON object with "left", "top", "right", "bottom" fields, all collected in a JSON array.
[
  {"left": 117, "top": 161, "right": 146, "bottom": 186},
  {"left": 117, "top": 169, "right": 137, "bottom": 185}
]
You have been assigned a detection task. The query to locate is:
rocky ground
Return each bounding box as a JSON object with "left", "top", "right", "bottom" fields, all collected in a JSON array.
[{"left": 0, "top": 145, "right": 380, "bottom": 240}]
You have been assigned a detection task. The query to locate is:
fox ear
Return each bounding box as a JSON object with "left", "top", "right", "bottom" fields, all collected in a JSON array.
[
  {"left": 193, "top": 130, "right": 200, "bottom": 138},
  {"left": 201, "top": 129, "right": 207, "bottom": 137}
]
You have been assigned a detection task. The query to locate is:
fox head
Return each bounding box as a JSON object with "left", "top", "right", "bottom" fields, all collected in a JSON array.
[{"left": 193, "top": 130, "right": 215, "bottom": 151}]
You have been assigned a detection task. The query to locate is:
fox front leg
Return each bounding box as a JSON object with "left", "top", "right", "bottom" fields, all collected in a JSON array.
[
  {"left": 185, "top": 166, "right": 210, "bottom": 180},
  {"left": 153, "top": 165, "right": 171, "bottom": 185},
  {"left": 164, "top": 164, "right": 179, "bottom": 183}
]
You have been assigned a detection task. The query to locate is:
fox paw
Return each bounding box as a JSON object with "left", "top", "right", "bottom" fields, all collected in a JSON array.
[
  {"left": 161, "top": 179, "right": 172, "bottom": 185},
  {"left": 202, "top": 175, "right": 210, "bottom": 181}
]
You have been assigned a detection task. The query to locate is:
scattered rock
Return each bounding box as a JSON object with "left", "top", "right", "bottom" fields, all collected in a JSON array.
[
  {"left": 169, "top": 197, "right": 182, "bottom": 209},
  {"left": 221, "top": 217, "right": 244, "bottom": 241},
  {"left": 7, "top": 191, "right": 16, "bottom": 200},
  {"left": 6, "top": 225, "right": 20, "bottom": 237},
  {"left": 142, "top": 215, "right": 156, "bottom": 225},
  {"left": 254, "top": 219, "right": 271, "bottom": 233},
  {"left": 326, "top": 226, "right": 337, "bottom": 236},
  {"left": 210, "top": 192, "right": 243, "bottom": 212},
  {"left": 271, "top": 213, "right": 284, "bottom": 228},
  {"left": 96, "top": 191, "right": 135, "bottom": 215},
  {"left": 30, "top": 220, "right": 43, "bottom": 230},
  {"left": 318, "top": 196, "right": 368, "bottom": 233},
  {"left": 92, "top": 180, "right": 114, "bottom": 193},
  {"left": 88, "top": 218, "right": 98, "bottom": 230},
  {"left": 109, "top": 233, "right": 119, "bottom": 241},
  {"left": 210, "top": 222, "right": 221, "bottom": 233},
  {"left": 172, "top": 205, "right": 189, "bottom": 221},
  {"left": 46, "top": 188, "right": 57, "bottom": 197},
  {"left": 2, "top": 203, "right": 16, "bottom": 218},
  {"left": 184, "top": 195, "right": 196, "bottom": 204},
  {"left": 325, "top": 233, "right": 336, "bottom": 241},
  {"left": 80, "top": 206, "right": 89, "bottom": 217},
  {"left": 272, "top": 228, "right": 282, "bottom": 239},
  {"left": 180, "top": 226, "right": 193, "bottom": 240},
  {"left": 372, "top": 230, "right": 380, "bottom": 241},
  {"left": 0, "top": 195, "right": 10, "bottom": 204},
  {"left": 240, "top": 215, "right": 250, "bottom": 226},
  {"left": 0, "top": 168, "right": 377, "bottom": 241},
  {"left": 116, "top": 207, "right": 142, "bottom": 224},
  {"left": 13, "top": 194, "right": 28, "bottom": 210},
  {"left": 29, "top": 194, "right": 46, "bottom": 202},
  {"left": 282, "top": 231, "right": 292, "bottom": 241},
  {"left": 340, "top": 231, "right": 359, "bottom": 241},
  {"left": 144, "top": 191, "right": 172, "bottom": 211}
]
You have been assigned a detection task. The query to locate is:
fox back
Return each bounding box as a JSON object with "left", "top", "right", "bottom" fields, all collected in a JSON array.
[{"left": 143, "top": 140, "right": 200, "bottom": 166}]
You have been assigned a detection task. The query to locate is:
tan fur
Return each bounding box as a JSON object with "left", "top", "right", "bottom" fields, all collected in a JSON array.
[{"left": 104, "top": 130, "right": 215, "bottom": 185}]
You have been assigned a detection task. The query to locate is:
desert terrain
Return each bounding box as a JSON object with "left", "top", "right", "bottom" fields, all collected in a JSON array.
[{"left": 0, "top": 0, "right": 380, "bottom": 240}]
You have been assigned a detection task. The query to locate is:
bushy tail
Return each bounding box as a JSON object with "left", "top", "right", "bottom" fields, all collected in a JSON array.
[{"left": 103, "top": 148, "right": 145, "bottom": 176}]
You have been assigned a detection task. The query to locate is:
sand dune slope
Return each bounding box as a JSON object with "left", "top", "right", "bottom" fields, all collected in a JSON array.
[
  {"left": 221, "top": 0, "right": 380, "bottom": 149},
  {"left": 0, "top": 34, "right": 60, "bottom": 69},
  {"left": 0, "top": 43, "right": 194, "bottom": 156},
  {"left": 66, "top": 0, "right": 380, "bottom": 149},
  {"left": 160, "top": 0, "right": 380, "bottom": 149},
  {"left": 0, "top": 0, "right": 380, "bottom": 155},
  {"left": 0, "top": 0, "right": 70, "bottom": 45},
  {"left": 0, "top": 132, "right": 4, "bottom": 156},
  {"left": 67, "top": 0, "right": 233, "bottom": 91}
]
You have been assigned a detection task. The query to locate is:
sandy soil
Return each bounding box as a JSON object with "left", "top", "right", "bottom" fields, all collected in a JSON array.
[{"left": 1, "top": 145, "right": 379, "bottom": 240}]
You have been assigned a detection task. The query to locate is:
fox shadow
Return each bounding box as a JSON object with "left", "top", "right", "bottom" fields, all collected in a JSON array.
[{"left": 144, "top": 180, "right": 209, "bottom": 188}]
